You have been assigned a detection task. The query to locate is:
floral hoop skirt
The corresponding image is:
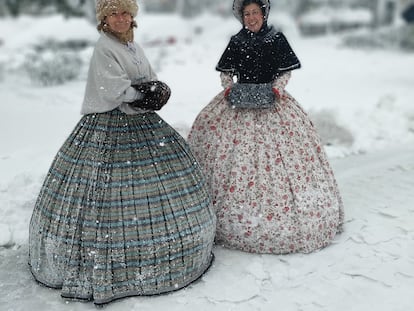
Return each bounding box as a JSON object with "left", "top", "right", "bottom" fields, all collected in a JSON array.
[
  {"left": 188, "top": 91, "right": 344, "bottom": 254},
  {"left": 29, "top": 109, "right": 216, "bottom": 304}
]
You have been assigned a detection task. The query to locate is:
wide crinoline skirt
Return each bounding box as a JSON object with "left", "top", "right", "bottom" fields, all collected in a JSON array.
[
  {"left": 188, "top": 91, "right": 344, "bottom": 254},
  {"left": 29, "top": 109, "right": 216, "bottom": 305}
]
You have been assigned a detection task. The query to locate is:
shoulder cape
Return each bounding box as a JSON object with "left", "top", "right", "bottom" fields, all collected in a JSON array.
[{"left": 216, "top": 26, "right": 301, "bottom": 83}]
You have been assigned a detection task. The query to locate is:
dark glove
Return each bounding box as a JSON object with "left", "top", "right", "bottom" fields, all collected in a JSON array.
[{"left": 130, "top": 80, "right": 171, "bottom": 111}]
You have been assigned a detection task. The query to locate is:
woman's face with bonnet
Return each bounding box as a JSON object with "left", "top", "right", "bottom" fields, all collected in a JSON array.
[{"left": 242, "top": 3, "right": 264, "bottom": 33}]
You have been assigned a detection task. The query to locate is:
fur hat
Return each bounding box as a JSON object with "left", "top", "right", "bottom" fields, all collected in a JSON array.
[
  {"left": 96, "top": 0, "right": 139, "bottom": 23},
  {"left": 232, "top": 0, "right": 270, "bottom": 24}
]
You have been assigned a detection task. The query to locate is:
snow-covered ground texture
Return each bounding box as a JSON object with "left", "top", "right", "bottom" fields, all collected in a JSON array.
[
  {"left": 0, "top": 11, "right": 414, "bottom": 311},
  {"left": 1, "top": 147, "right": 413, "bottom": 311}
]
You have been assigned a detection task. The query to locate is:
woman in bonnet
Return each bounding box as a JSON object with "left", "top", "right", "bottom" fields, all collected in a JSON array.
[
  {"left": 188, "top": 0, "right": 344, "bottom": 254},
  {"left": 28, "top": 0, "right": 215, "bottom": 304}
]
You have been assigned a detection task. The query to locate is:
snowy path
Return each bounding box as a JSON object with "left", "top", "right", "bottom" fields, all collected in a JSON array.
[{"left": 1, "top": 145, "right": 413, "bottom": 311}]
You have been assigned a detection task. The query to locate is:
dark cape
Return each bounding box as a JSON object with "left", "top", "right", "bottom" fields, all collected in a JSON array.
[{"left": 216, "top": 25, "right": 301, "bottom": 84}]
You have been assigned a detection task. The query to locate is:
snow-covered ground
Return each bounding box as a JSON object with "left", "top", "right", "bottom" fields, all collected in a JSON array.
[
  {"left": 0, "top": 12, "right": 413, "bottom": 310},
  {"left": 1, "top": 146, "right": 413, "bottom": 311}
]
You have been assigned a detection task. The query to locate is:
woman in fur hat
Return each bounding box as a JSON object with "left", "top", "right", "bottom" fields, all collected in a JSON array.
[
  {"left": 188, "top": 0, "right": 344, "bottom": 254},
  {"left": 28, "top": 0, "right": 216, "bottom": 305}
]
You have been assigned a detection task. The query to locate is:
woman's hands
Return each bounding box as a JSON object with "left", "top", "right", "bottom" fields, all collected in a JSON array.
[{"left": 130, "top": 81, "right": 171, "bottom": 111}]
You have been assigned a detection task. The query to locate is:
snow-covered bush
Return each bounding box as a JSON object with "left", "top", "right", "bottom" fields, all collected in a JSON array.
[
  {"left": 23, "top": 50, "right": 82, "bottom": 86},
  {"left": 342, "top": 25, "right": 414, "bottom": 51},
  {"left": 298, "top": 7, "right": 372, "bottom": 36},
  {"left": 309, "top": 110, "right": 354, "bottom": 147},
  {"left": 21, "top": 39, "right": 90, "bottom": 86}
]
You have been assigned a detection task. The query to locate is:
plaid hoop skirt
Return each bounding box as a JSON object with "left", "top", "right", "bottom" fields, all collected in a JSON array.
[
  {"left": 29, "top": 109, "right": 216, "bottom": 305},
  {"left": 188, "top": 91, "right": 344, "bottom": 254}
]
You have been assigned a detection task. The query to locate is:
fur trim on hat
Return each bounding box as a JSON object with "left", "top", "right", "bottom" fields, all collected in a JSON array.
[
  {"left": 232, "top": 0, "right": 270, "bottom": 24},
  {"left": 96, "top": 0, "right": 139, "bottom": 23}
]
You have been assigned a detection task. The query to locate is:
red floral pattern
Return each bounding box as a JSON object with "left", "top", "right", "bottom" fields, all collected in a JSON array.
[{"left": 188, "top": 80, "right": 344, "bottom": 254}]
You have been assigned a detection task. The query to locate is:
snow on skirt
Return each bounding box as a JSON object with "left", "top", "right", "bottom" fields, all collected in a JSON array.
[
  {"left": 29, "top": 109, "right": 216, "bottom": 305},
  {"left": 188, "top": 91, "right": 344, "bottom": 254}
]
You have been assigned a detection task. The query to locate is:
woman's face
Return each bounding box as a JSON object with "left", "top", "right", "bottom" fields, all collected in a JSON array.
[
  {"left": 242, "top": 3, "right": 264, "bottom": 33},
  {"left": 105, "top": 11, "right": 133, "bottom": 34}
]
